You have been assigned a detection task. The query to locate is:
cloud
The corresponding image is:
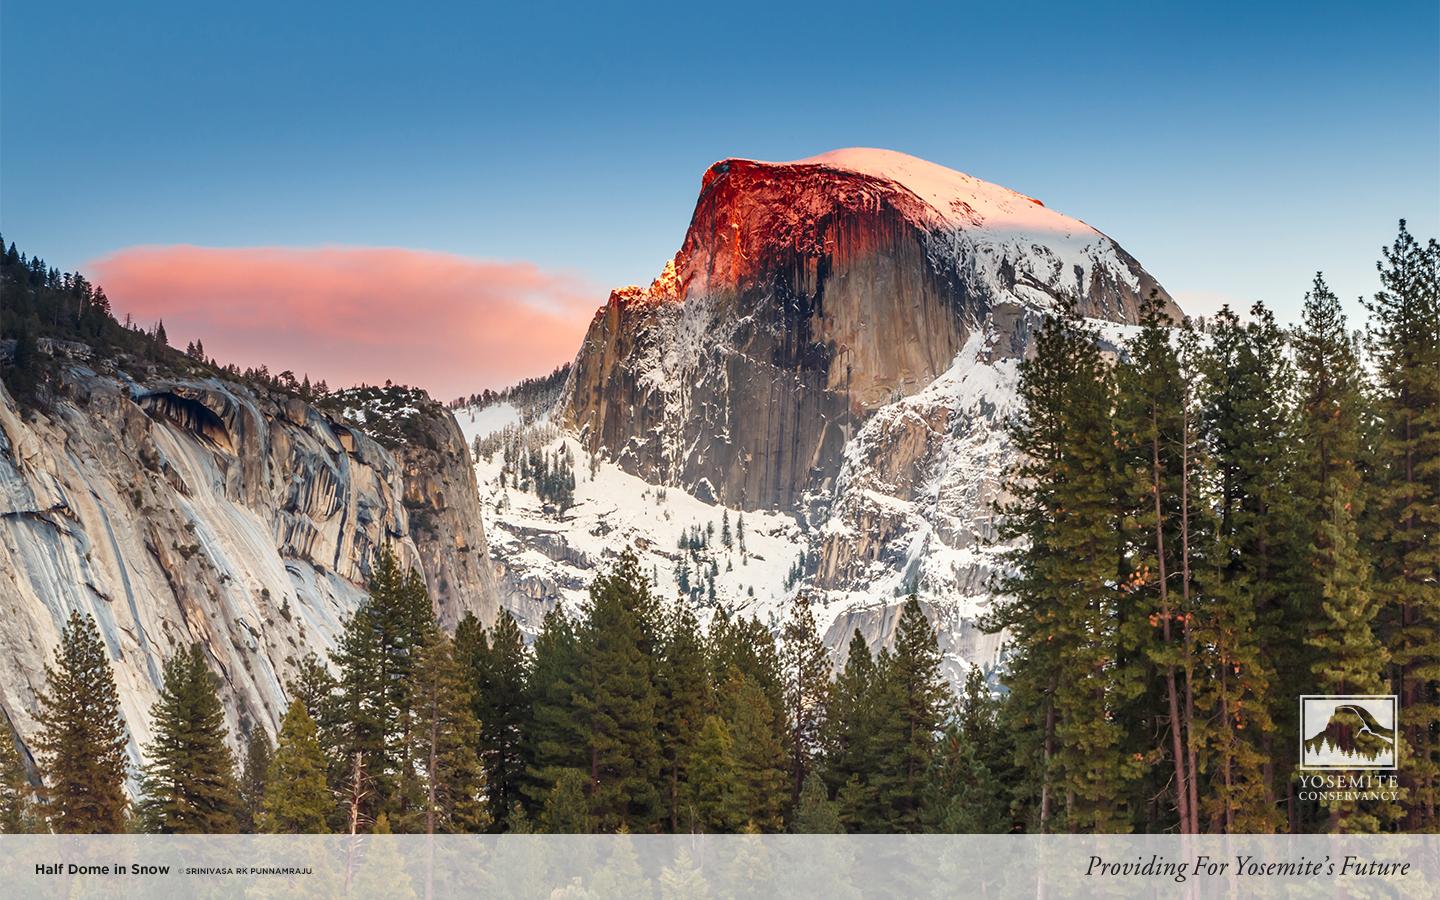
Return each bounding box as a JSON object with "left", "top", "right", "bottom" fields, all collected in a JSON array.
[{"left": 86, "top": 244, "right": 603, "bottom": 401}]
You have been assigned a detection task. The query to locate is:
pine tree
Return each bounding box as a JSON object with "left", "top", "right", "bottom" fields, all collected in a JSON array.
[
  {"left": 822, "top": 630, "right": 880, "bottom": 831},
  {"left": 407, "top": 631, "right": 488, "bottom": 834},
  {"left": 780, "top": 596, "right": 831, "bottom": 807},
  {"left": 942, "top": 665, "right": 1018, "bottom": 832},
  {"left": 284, "top": 649, "right": 344, "bottom": 826},
  {"left": 718, "top": 670, "right": 787, "bottom": 832},
  {"left": 990, "top": 301, "right": 1142, "bottom": 833},
  {"left": 1112, "top": 294, "right": 1201, "bottom": 833},
  {"left": 921, "top": 721, "right": 1008, "bottom": 833},
  {"left": 137, "top": 643, "right": 241, "bottom": 833},
  {"left": 32, "top": 611, "right": 130, "bottom": 833},
  {"left": 456, "top": 611, "right": 529, "bottom": 832},
  {"left": 0, "top": 715, "right": 35, "bottom": 834},
  {"left": 1196, "top": 302, "right": 1293, "bottom": 832},
  {"left": 1366, "top": 221, "right": 1440, "bottom": 831},
  {"left": 656, "top": 601, "right": 710, "bottom": 830},
  {"left": 262, "top": 700, "right": 331, "bottom": 833},
  {"left": 709, "top": 615, "right": 787, "bottom": 741},
  {"left": 352, "top": 814, "right": 418, "bottom": 900},
  {"left": 793, "top": 769, "right": 843, "bottom": 833},
  {"left": 567, "top": 550, "right": 663, "bottom": 831},
  {"left": 331, "top": 546, "right": 437, "bottom": 830},
  {"left": 867, "top": 598, "right": 948, "bottom": 833},
  {"left": 287, "top": 651, "right": 339, "bottom": 725},
  {"left": 713, "top": 830, "right": 778, "bottom": 900},
  {"left": 685, "top": 715, "right": 743, "bottom": 832},
  {"left": 659, "top": 848, "right": 710, "bottom": 900},
  {"left": 590, "top": 833, "right": 653, "bottom": 900},
  {"left": 987, "top": 302, "right": 1087, "bottom": 834},
  {"left": 521, "top": 606, "right": 581, "bottom": 813},
  {"left": 239, "top": 726, "right": 272, "bottom": 833},
  {"left": 1292, "top": 274, "right": 1390, "bottom": 832},
  {"left": 539, "top": 767, "right": 594, "bottom": 833}
]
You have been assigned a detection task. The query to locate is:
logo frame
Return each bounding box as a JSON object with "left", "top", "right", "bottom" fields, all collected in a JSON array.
[{"left": 1299, "top": 694, "right": 1398, "bottom": 771}]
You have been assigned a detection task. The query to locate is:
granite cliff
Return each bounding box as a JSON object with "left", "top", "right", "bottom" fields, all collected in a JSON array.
[
  {"left": 484, "top": 149, "right": 1181, "bottom": 669},
  {"left": 0, "top": 356, "right": 498, "bottom": 777},
  {"left": 566, "top": 149, "right": 1176, "bottom": 516}
]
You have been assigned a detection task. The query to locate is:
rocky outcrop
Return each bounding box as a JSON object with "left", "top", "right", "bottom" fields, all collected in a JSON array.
[
  {"left": 566, "top": 149, "right": 1177, "bottom": 514},
  {"left": 822, "top": 599, "right": 1005, "bottom": 686},
  {"left": 394, "top": 410, "right": 501, "bottom": 630},
  {"left": 0, "top": 362, "right": 498, "bottom": 777}
]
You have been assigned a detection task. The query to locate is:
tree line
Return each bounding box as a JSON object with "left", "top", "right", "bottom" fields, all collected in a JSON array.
[
  {"left": 987, "top": 220, "right": 1437, "bottom": 834},
  {"left": 0, "top": 546, "right": 987, "bottom": 835}
]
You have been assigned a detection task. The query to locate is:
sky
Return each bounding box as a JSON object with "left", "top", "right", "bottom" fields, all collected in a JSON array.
[{"left": 4, "top": 1, "right": 1437, "bottom": 400}]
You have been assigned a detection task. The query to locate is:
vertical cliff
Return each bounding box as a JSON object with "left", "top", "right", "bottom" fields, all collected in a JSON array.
[
  {"left": 552, "top": 149, "right": 1181, "bottom": 668},
  {"left": 566, "top": 149, "right": 1176, "bottom": 515},
  {"left": 393, "top": 401, "right": 502, "bottom": 631},
  {"left": 0, "top": 360, "right": 498, "bottom": 775}
]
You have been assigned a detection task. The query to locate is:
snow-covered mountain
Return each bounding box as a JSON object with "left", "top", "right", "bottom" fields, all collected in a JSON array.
[{"left": 472, "top": 149, "right": 1179, "bottom": 672}]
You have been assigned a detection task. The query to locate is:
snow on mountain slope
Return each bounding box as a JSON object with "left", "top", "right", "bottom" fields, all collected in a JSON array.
[
  {"left": 467, "top": 149, "right": 1181, "bottom": 679},
  {"left": 456, "top": 404, "right": 807, "bottom": 632},
  {"left": 783, "top": 148, "right": 1141, "bottom": 313},
  {"left": 457, "top": 324, "right": 1036, "bottom": 679}
]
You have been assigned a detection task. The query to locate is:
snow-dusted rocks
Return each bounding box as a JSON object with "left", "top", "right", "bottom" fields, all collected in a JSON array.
[{"left": 530, "top": 149, "right": 1180, "bottom": 672}]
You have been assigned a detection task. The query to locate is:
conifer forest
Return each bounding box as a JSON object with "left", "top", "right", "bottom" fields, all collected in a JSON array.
[{"left": 0, "top": 222, "right": 1436, "bottom": 836}]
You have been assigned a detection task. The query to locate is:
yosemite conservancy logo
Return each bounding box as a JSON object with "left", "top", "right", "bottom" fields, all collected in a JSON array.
[{"left": 1300, "top": 695, "right": 1397, "bottom": 770}]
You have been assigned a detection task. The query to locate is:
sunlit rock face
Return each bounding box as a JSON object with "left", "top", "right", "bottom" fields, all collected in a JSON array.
[
  {"left": 559, "top": 149, "right": 1178, "bottom": 667},
  {"left": 0, "top": 367, "right": 498, "bottom": 776},
  {"left": 566, "top": 149, "right": 1175, "bottom": 515}
]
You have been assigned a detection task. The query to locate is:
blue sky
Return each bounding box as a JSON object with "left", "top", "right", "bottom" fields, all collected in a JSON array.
[{"left": 3, "top": 0, "right": 1436, "bottom": 390}]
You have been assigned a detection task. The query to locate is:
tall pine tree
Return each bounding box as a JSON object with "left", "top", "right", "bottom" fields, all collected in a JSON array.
[
  {"left": 717, "top": 669, "right": 787, "bottom": 832},
  {"left": 521, "top": 606, "right": 581, "bottom": 813},
  {"left": 456, "top": 611, "right": 529, "bottom": 832},
  {"left": 137, "top": 643, "right": 241, "bottom": 833},
  {"left": 656, "top": 601, "right": 710, "bottom": 831},
  {"left": 33, "top": 611, "right": 130, "bottom": 833},
  {"left": 567, "top": 549, "right": 663, "bottom": 831},
  {"left": 822, "top": 630, "right": 880, "bottom": 832},
  {"left": 991, "top": 301, "right": 1140, "bottom": 833},
  {"left": 331, "top": 545, "right": 437, "bottom": 830},
  {"left": 0, "top": 714, "right": 36, "bottom": 834},
  {"left": 1195, "top": 302, "right": 1294, "bottom": 832},
  {"left": 1292, "top": 274, "right": 1390, "bottom": 832},
  {"left": 406, "top": 630, "right": 488, "bottom": 833},
  {"left": 261, "top": 699, "right": 331, "bottom": 833},
  {"left": 1366, "top": 221, "right": 1440, "bottom": 831},
  {"left": 868, "top": 598, "right": 948, "bottom": 833},
  {"left": 238, "top": 725, "right": 272, "bottom": 833},
  {"left": 1114, "top": 294, "right": 1203, "bottom": 833},
  {"left": 779, "top": 596, "right": 831, "bottom": 808}
]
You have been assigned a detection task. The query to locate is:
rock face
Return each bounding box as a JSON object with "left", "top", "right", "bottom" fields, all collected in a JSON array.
[
  {"left": 566, "top": 149, "right": 1176, "bottom": 515},
  {"left": 394, "top": 410, "right": 502, "bottom": 631},
  {"left": 554, "top": 148, "right": 1179, "bottom": 668},
  {"left": 0, "top": 364, "right": 497, "bottom": 777}
]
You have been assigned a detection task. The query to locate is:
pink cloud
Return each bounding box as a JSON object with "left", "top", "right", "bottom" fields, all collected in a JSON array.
[{"left": 86, "top": 245, "right": 602, "bottom": 401}]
